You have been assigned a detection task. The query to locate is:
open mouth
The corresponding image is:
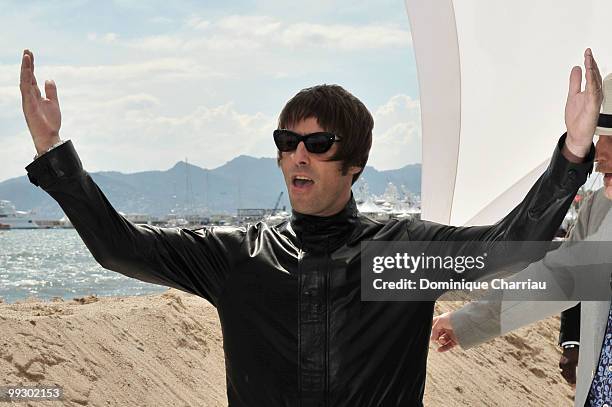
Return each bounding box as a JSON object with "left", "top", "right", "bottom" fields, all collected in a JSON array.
[{"left": 292, "top": 175, "right": 315, "bottom": 188}]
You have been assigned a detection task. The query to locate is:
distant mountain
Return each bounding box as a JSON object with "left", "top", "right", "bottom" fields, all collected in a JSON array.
[{"left": 0, "top": 156, "right": 421, "bottom": 218}]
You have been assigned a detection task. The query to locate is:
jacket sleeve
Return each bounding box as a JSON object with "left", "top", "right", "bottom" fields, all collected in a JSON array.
[
  {"left": 450, "top": 206, "right": 612, "bottom": 350},
  {"left": 408, "top": 133, "right": 594, "bottom": 283},
  {"left": 557, "top": 191, "right": 594, "bottom": 346},
  {"left": 25, "top": 140, "right": 241, "bottom": 307}
]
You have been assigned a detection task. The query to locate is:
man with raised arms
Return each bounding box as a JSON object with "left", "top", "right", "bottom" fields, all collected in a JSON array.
[{"left": 20, "top": 48, "right": 602, "bottom": 406}]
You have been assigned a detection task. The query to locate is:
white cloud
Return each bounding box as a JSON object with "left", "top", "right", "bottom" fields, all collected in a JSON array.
[
  {"left": 368, "top": 94, "right": 421, "bottom": 169},
  {"left": 99, "top": 93, "right": 160, "bottom": 110},
  {"left": 0, "top": 7, "right": 415, "bottom": 182},
  {"left": 102, "top": 33, "right": 119, "bottom": 43},
  {"left": 60, "top": 99, "right": 276, "bottom": 174},
  {"left": 0, "top": 131, "right": 43, "bottom": 182},
  {"left": 64, "top": 93, "right": 420, "bottom": 174},
  {"left": 128, "top": 35, "right": 186, "bottom": 51},
  {"left": 185, "top": 16, "right": 210, "bottom": 30},
  {"left": 150, "top": 16, "right": 174, "bottom": 25},
  {"left": 87, "top": 32, "right": 119, "bottom": 44},
  {"left": 0, "top": 80, "right": 419, "bottom": 181},
  {"left": 0, "top": 85, "right": 21, "bottom": 118},
  {"left": 216, "top": 15, "right": 282, "bottom": 37},
  {"left": 126, "top": 14, "right": 411, "bottom": 53},
  {"left": 46, "top": 58, "right": 224, "bottom": 83},
  {"left": 279, "top": 23, "right": 411, "bottom": 50}
]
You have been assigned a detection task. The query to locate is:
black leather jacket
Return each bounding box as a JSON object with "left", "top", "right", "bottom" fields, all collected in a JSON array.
[{"left": 26, "top": 134, "right": 593, "bottom": 406}]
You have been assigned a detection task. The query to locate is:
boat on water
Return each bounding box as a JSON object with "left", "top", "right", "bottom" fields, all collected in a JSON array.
[
  {"left": 0, "top": 200, "right": 41, "bottom": 229},
  {"left": 264, "top": 210, "right": 291, "bottom": 226},
  {"left": 355, "top": 182, "right": 421, "bottom": 222}
]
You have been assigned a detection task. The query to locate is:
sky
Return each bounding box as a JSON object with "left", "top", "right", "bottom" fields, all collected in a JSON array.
[{"left": 0, "top": 0, "right": 421, "bottom": 182}]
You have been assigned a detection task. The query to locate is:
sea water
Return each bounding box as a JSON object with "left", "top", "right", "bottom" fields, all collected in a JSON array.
[{"left": 0, "top": 229, "right": 167, "bottom": 303}]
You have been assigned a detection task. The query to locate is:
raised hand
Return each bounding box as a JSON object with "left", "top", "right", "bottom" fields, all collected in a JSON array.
[
  {"left": 430, "top": 312, "right": 459, "bottom": 352},
  {"left": 19, "top": 49, "right": 62, "bottom": 155},
  {"left": 564, "top": 48, "right": 604, "bottom": 158}
]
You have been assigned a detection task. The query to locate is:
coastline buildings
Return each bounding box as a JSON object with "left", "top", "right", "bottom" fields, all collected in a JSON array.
[{"left": 0, "top": 181, "right": 421, "bottom": 230}]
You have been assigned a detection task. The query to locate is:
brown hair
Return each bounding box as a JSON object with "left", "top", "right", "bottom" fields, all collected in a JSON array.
[{"left": 277, "top": 84, "right": 373, "bottom": 184}]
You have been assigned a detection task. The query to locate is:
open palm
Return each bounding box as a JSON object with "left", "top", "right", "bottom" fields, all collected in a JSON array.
[{"left": 565, "top": 48, "right": 603, "bottom": 154}]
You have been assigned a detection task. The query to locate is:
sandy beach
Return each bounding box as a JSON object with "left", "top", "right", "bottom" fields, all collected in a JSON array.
[{"left": 0, "top": 289, "right": 575, "bottom": 406}]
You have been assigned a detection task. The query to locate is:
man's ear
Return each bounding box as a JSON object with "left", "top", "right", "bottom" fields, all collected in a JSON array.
[{"left": 348, "top": 166, "right": 362, "bottom": 175}]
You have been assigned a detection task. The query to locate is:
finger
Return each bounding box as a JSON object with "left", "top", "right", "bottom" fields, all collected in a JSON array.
[
  {"left": 437, "top": 332, "right": 458, "bottom": 348},
  {"left": 438, "top": 333, "right": 450, "bottom": 344},
  {"left": 584, "top": 48, "right": 600, "bottom": 96},
  {"left": 568, "top": 66, "right": 582, "bottom": 97},
  {"left": 24, "top": 49, "right": 36, "bottom": 86},
  {"left": 591, "top": 55, "right": 603, "bottom": 101},
  {"left": 24, "top": 50, "right": 41, "bottom": 99},
  {"left": 45, "top": 80, "right": 58, "bottom": 102},
  {"left": 590, "top": 49, "right": 603, "bottom": 85},
  {"left": 437, "top": 340, "right": 457, "bottom": 352},
  {"left": 20, "top": 52, "right": 32, "bottom": 92}
]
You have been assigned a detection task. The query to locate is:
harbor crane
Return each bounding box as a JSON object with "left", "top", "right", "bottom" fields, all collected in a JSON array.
[{"left": 271, "top": 192, "right": 284, "bottom": 215}]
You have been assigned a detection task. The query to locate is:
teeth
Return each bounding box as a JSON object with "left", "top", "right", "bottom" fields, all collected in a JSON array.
[{"left": 295, "top": 176, "right": 312, "bottom": 181}]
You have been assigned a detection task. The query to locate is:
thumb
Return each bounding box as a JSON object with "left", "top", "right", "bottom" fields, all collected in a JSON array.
[
  {"left": 430, "top": 326, "right": 440, "bottom": 342},
  {"left": 430, "top": 320, "right": 443, "bottom": 341},
  {"left": 568, "top": 66, "right": 582, "bottom": 98},
  {"left": 45, "top": 80, "right": 58, "bottom": 102}
]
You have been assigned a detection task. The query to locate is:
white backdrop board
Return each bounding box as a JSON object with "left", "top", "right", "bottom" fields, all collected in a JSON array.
[{"left": 406, "top": 0, "right": 612, "bottom": 226}]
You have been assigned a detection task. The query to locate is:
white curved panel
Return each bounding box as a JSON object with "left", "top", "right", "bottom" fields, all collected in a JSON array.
[
  {"left": 405, "top": 0, "right": 461, "bottom": 224},
  {"left": 407, "top": 0, "right": 612, "bottom": 226}
]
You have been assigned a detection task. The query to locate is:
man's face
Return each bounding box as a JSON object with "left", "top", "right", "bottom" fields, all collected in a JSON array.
[
  {"left": 279, "top": 117, "right": 361, "bottom": 216},
  {"left": 595, "top": 135, "right": 612, "bottom": 199}
]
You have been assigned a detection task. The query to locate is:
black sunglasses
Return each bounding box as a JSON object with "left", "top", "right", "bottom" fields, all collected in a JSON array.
[{"left": 273, "top": 129, "right": 341, "bottom": 154}]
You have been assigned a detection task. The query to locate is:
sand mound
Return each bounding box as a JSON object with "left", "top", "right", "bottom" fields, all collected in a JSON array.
[
  {"left": 0, "top": 290, "right": 574, "bottom": 406},
  {"left": 0, "top": 290, "right": 225, "bottom": 406},
  {"left": 425, "top": 301, "right": 574, "bottom": 406}
]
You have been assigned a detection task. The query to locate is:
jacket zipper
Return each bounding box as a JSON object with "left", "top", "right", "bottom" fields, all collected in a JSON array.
[
  {"left": 297, "top": 246, "right": 304, "bottom": 407},
  {"left": 325, "top": 238, "right": 331, "bottom": 407}
]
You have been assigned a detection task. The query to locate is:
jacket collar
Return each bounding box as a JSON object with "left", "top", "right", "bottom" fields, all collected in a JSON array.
[{"left": 290, "top": 194, "right": 359, "bottom": 252}]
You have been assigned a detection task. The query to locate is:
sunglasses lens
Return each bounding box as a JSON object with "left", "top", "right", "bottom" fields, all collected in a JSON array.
[
  {"left": 305, "top": 134, "right": 333, "bottom": 153},
  {"left": 274, "top": 130, "right": 336, "bottom": 153},
  {"left": 274, "top": 130, "right": 298, "bottom": 152}
]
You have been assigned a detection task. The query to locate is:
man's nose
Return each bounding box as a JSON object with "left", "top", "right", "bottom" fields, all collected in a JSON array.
[{"left": 292, "top": 141, "right": 310, "bottom": 166}]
